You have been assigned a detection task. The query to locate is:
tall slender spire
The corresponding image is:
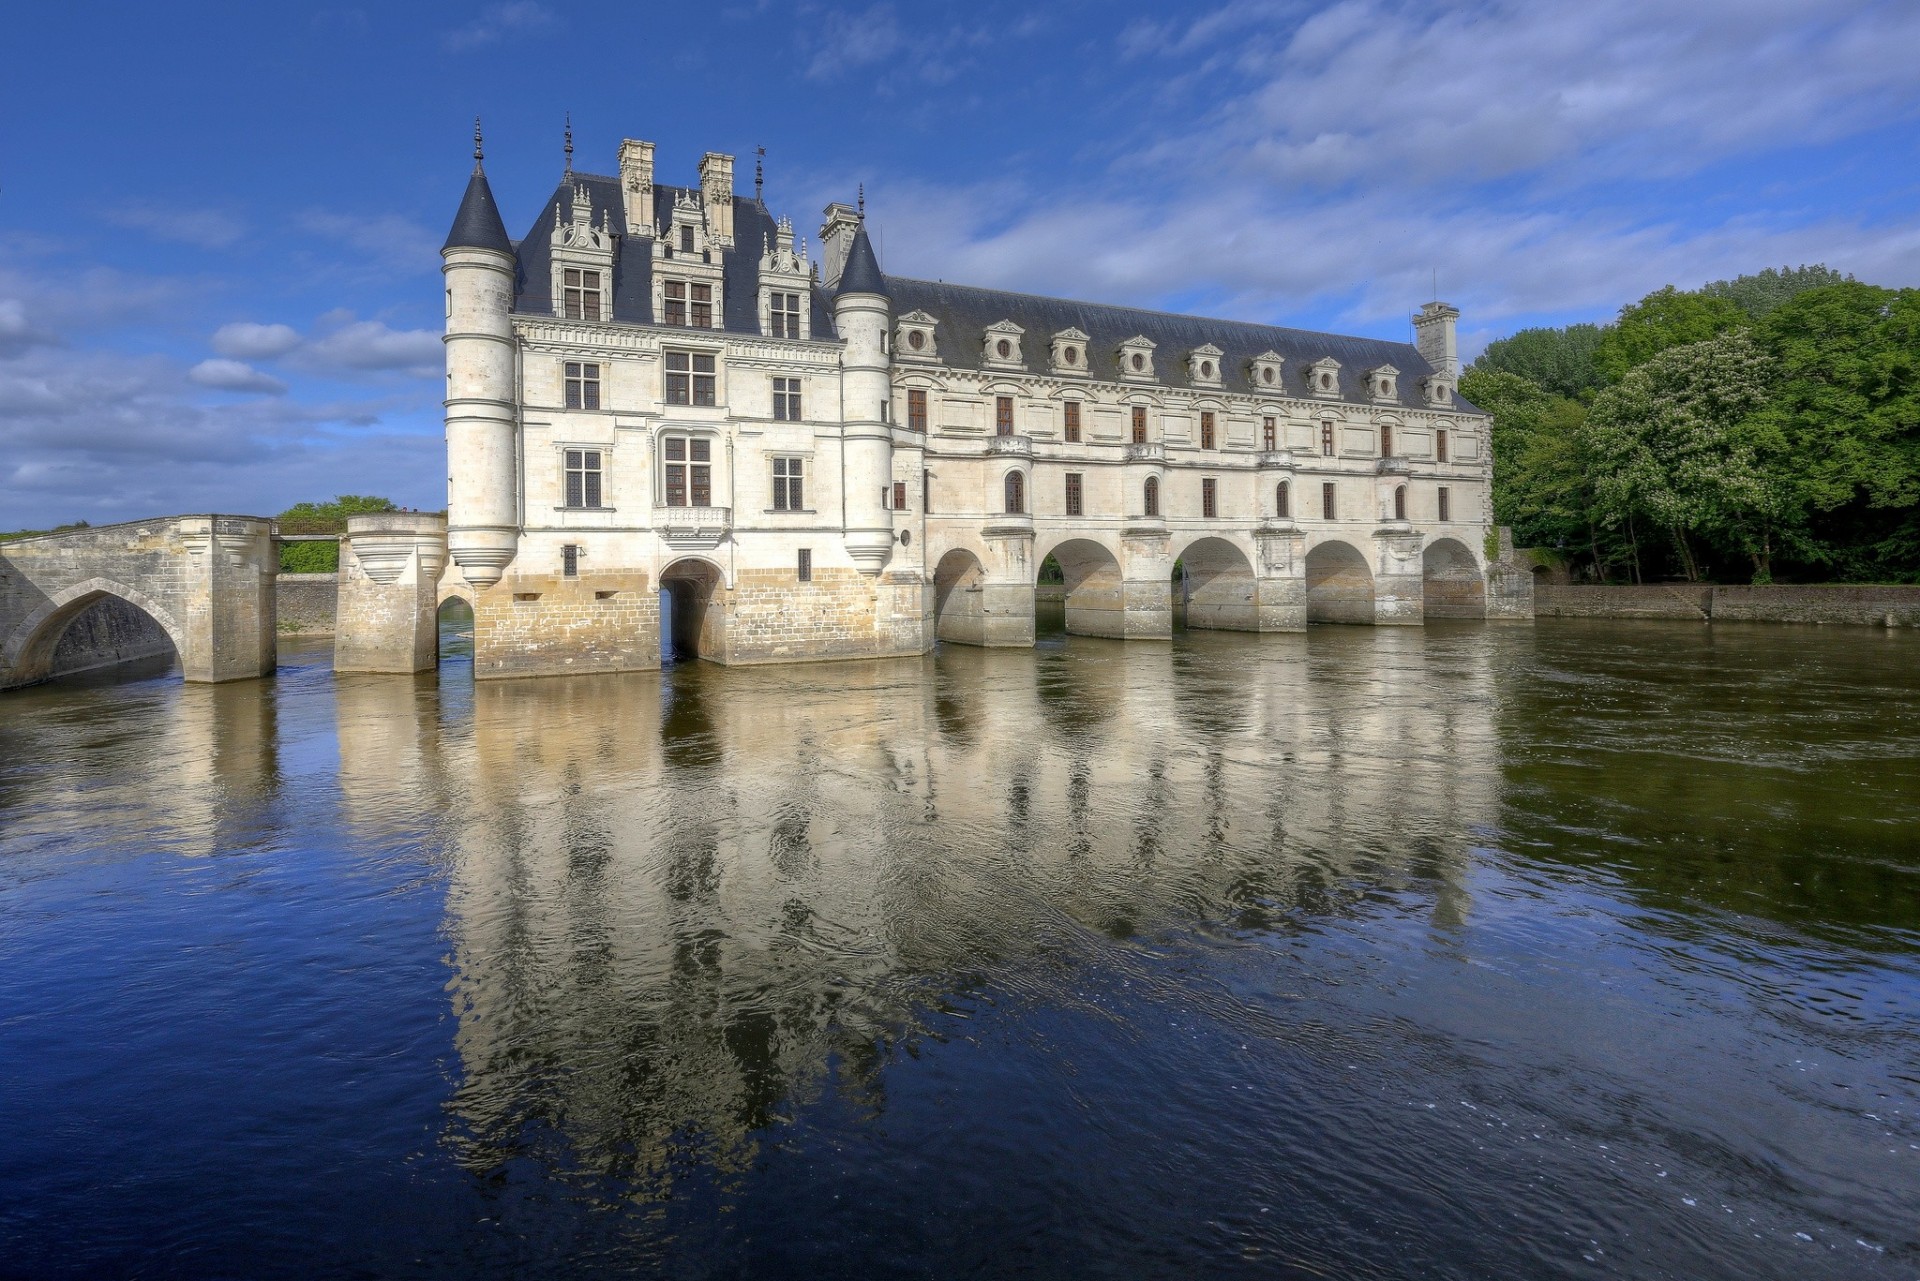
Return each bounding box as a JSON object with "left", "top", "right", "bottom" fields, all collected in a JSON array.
[
  {"left": 473, "top": 117, "right": 485, "bottom": 171},
  {"left": 755, "top": 145, "right": 765, "bottom": 204},
  {"left": 857, "top": 182, "right": 865, "bottom": 218},
  {"left": 563, "top": 113, "right": 574, "bottom": 176},
  {"left": 446, "top": 120, "right": 512, "bottom": 254}
]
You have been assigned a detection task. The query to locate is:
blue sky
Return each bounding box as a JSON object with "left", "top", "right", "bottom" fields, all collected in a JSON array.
[{"left": 3, "top": 0, "right": 1918, "bottom": 529}]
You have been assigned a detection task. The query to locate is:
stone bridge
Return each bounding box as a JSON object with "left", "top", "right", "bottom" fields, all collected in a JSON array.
[{"left": 0, "top": 516, "right": 279, "bottom": 690}]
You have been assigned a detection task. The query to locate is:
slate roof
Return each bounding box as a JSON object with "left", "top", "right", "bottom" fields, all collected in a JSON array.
[
  {"left": 443, "top": 167, "right": 513, "bottom": 254},
  {"left": 508, "top": 174, "right": 836, "bottom": 339},
  {"left": 836, "top": 223, "right": 888, "bottom": 298},
  {"left": 885, "top": 277, "right": 1456, "bottom": 412}
]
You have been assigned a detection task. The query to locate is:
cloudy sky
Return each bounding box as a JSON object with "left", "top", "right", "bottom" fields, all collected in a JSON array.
[{"left": 3, "top": 0, "right": 1917, "bottom": 529}]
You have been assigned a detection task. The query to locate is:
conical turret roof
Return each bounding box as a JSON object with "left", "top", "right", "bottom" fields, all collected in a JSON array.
[
  {"left": 444, "top": 166, "right": 513, "bottom": 255},
  {"left": 836, "top": 221, "right": 888, "bottom": 298}
]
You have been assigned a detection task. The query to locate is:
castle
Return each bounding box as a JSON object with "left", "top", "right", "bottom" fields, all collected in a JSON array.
[{"left": 438, "top": 128, "right": 1516, "bottom": 677}]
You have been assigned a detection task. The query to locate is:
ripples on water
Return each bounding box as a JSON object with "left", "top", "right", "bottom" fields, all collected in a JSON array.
[{"left": 0, "top": 620, "right": 1916, "bottom": 1279}]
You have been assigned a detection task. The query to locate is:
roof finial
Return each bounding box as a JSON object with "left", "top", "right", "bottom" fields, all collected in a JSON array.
[
  {"left": 473, "top": 117, "right": 485, "bottom": 169},
  {"left": 857, "top": 182, "right": 865, "bottom": 218},
  {"left": 563, "top": 113, "right": 574, "bottom": 176},
  {"left": 755, "top": 145, "right": 765, "bottom": 203}
]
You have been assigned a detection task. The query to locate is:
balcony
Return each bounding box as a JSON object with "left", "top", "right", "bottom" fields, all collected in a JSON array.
[
  {"left": 1123, "top": 441, "right": 1165, "bottom": 463},
  {"left": 653, "top": 506, "right": 732, "bottom": 549},
  {"left": 989, "top": 433, "right": 1034, "bottom": 457},
  {"left": 1257, "top": 450, "right": 1296, "bottom": 470},
  {"left": 1376, "top": 456, "right": 1411, "bottom": 476}
]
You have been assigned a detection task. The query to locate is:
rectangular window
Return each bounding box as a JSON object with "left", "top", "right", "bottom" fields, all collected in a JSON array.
[
  {"left": 1262, "top": 417, "right": 1276, "bottom": 451},
  {"left": 769, "top": 291, "right": 801, "bottom": 339},
  {"left": 663, "top": 436, "right": 711, "bottom": 507},
  {"left": 908, "top": 388, "right": 927, "bottom": 432},
  {"left": 1438, "top": 486, "right": 1451, "bottom": 522},
  {"left": 663, "top": 280, "right": 686, "bottom": 327},
  {"left": 665, "top": 351, "right": 716, "bottom": 406},
  {"left": 1322, "top": 482, "right": 1336, "bottom": 520},
  {"left": 564, "top": 449, "right": 602, "bottom": 508},
  {"left": 1436, "top": 429, "right": 1449, "bottom": 463},
  {"left": 1064, "top": 401, "right": 1081, "bottom": 442},
  {"left": 679, "top": 225, "right": 694, "bottom": 253},
  {"left": 1321, "top": 422, "right": 1335, "bottom": 457},
  {"left": 564, "top": 361, "right": 600, "bottom": 410},
  {"left": 561, "top": 544, "right": 579, "bottom": 578},
  {"left": 1065, "top": 471, "right": 1083, "bottom": 517},
  {"left": 1200, "top": 412, "right": 1216, "bottom": 450},
  {"left": 772, "top": 456, "right": 804, "bottom": 511},
  {"left": 1132, "top": 406, "right": 1147, "bottom": 444},
  {"left": 563, "top": 268, "right": 602, "bottom": 321},
  {"left": 1202, "top": 477, "right": 1217, "bottom": 518},
  {"left": 1381, "top": 424, "right": 1393, "bottom": 458},
  {"left": 996, "top": 396, "right": 1014, "bottom": 436},
  {"left": 893, "top": 480, "right": 908, "bottom": 511},
  {"left": 691, "top": 283, "right": 712, "bottom": 329},
  {"left": 772, "top": 376, "right": 802, "bottom": 422},
  {"left": 796, "top": 548, "right": 812, "bottom": 582}
]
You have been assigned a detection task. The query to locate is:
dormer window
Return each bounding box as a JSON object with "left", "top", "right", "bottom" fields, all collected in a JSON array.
[
  {"left": 895, "top": 310, "right": 940, "bottom": 362},
  {"left": 563, "top": 269, "right": 603, "bottom": 321},
  {"left": 1188, "top": 344, "right": 1223, "bottom": 387},
  {"left": 1249, "top": 351, "right": 1284, "bottom": 389},
  {"left": 983, "top": 320, "right": 1025, "bottom": 370},
  {"left": 1367, "top": 365, "right": 1399, "bottom": 402},
  {"left": 663, "top": 280, "right": 714, "bottom": 328},
  {"left": 768, "top": 290, "right": 802, "bottom": 339},
  {"left": 1422, "top": 374, "right": 1453, "bottom": 407},
  {"left": 1308, "top": 357, "right": 1342, "bottom": 398},
  {"left": 1050, "top": 327, "right": 1090, "bottom": 376},
  {"left": 679, "top": 225, "right": 694, "bottom": 253},
  {"left": 1118, "top": 336, "right": 1157, "bottom": 383}
]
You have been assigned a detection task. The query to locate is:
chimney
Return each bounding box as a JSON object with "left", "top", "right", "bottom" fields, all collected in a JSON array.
[
  {"left": 698, "top": 151, "right": 735, "bottom": 247},
  {"left": 619, "top": 139, "right": 655, "bottom": 234},
  {"left": 818, "top": 202, "right": 861, "bottom": 289},
  {"left": 1413, "top": 301, "right": 1460, "bottom": 379}
]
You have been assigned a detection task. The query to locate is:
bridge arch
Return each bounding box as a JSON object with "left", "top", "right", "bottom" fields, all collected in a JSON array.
[
  {"left": 1170, "top": 534, "right": 1260, "bottom": 632},
  {"left": 1422, "top": 536, "right": 1486, "bottom": 619},
  {"left": 660, "top": 556, "right": 726, "bottom": 662},
  {"left": 1305, "top": 538, "right": 1375, "bottom": 625},
  {"left": 0, "top": 577, "right": 186, "bottom": 686},
  {"left": 1037, "top": 536, "right": 1126, "bottom": 639},
  {"left": 932, "top": 547, "right": 990, "bottom": 645}
]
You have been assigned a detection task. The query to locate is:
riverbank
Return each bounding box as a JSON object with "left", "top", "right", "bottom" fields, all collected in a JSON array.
[{"left": 1536, "top": 583, "right": 1920, "bottom": 626}]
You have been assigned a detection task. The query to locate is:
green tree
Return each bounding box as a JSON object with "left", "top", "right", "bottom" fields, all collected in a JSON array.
[
  {"left": 1462, "top": 368, "right": 1621, "bottom": 576},
  {"left": 1581, "top": 332, "right": 1782, "bottom": 581},
  {"left": 1700, "top": 264, "right": 1852, "bottom": 319},
  {"left": 276, "top": 494, "right": 398, "bottom": 534},
  {"left": 1592, "top": 286, "right": 1746, "bottom": 382},
  {"left": 1471, "top": 323, "right": 1607, "bottom": 399}
]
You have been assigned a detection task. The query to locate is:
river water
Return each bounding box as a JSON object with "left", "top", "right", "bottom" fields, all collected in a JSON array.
[{"left": 1, "top": 619, "right": 1915, "bottom": 1280}]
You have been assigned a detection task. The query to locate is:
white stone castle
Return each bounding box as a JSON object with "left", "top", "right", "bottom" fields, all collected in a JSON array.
[{"left": 440, "top": 127, "right": 1518, "bottom": 677}]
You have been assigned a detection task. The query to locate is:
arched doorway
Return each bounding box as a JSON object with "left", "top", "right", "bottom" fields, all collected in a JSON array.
[
  {"left": 1305, "top": 540, "right": 1374, "bottom": 624},
  {"left": 1045, "top": 538, "right": 1126, "bottom": 639},
  {"left": 436, "top": 596, "right": 475, "bottom": 664},
  {"left": 1422, "top": 538, "right": 1486, "bottom": 619},
  {"left": 1174, "top": 536, "right": 1259, "bottom": 632},
  {"left": 2, "top": 582, "right": 182, "bottom": 688},
  {"left": 932, "top": 548, "right": 989, "bottom": 645},
  {"left": 659, "top": 559, "right": 725, "bottom": 663}
]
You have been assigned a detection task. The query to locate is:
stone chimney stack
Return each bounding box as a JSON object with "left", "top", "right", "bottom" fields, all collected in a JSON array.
[
  {"left": 1413, "top": 301, "right": 1460, "bottom": 379},
  {"left": 818, "top": 202, "right": 861, "bottom": 289},
  {"left": 698, "top": 151, "right": 735, "bottom": 247},
  {"left": 619, "top": 139, "right": 655, "bottom": 234}
]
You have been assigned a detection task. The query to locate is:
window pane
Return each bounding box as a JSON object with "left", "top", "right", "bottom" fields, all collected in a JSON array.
[
  {"left": 692, "top": 284, "right": 710, "bottom": 301},
  {"left": 565, "top": 383, "right": 581, "bottom": 409},
  {"left": 566, "top": 473, "right": 583, "bottom": 507},
  {"left": 667, "top": 351, "right": 689, "bottom": 371},
  {"left": 565, "top": 269, "right": 580, "bottom": 286},
  {"left": 690, "top": 439, "right": 710, "bottom": 462},
  {"left": 566, "top": 450, "right": 582, "bottom": 469},
  {"left": 584, "top": 472, "right": 601, "bottom": 508},
  {"left": 691, "top": 466, "right": 710, "bottom": 506},
  {"left": 666, "top": 281, "right": 685, "bottom": 299},
  {"left": 694, "top": 355, "right": 715, "bottom": 373},
  {"left": 666, "top": 438, "right": 686, "bottom": 461},
  {"left": 667, "top": 467, "right": 685, "bottom": 506},
  {"left": 582, "top": 381, "right": 599, "bottom": 410}
]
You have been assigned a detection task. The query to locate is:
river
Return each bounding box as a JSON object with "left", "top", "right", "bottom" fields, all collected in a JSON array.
[{"left": 1, "top": 619, "right": 1915, "bottom": 1279}]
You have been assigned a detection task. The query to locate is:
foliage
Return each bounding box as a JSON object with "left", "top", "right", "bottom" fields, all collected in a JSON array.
[
  {"left": 276, "top": 495, "right": 397, "bottom": 535},
  {"left": 279, "top": 540, "right": 339, "bottom": 573},
  {"left": 1459, "top": 368, "right": 1596, "bottom": 562},
  {"left": 1592, "top": 287, "right": 1747, "bottom": 382},
  {"left": 0, "top": 520, "right": 89, "bottom": 542},
  {"left": 1700, "top": 265, "right": 1853, "bottom": 319},
  {"left": 1471, "top": 324, "right": 1607, "bottom": 399}
]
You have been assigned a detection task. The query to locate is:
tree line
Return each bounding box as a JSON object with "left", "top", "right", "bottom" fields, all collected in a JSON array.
[{"left": 1461, "top": 267, "right": 1920, "bottom": 583}]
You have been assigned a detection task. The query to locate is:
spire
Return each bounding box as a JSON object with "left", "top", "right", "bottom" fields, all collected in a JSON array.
[
  {"left": 563, "top": 113, "right": 573, "bottom": 176},
  {"left": 755, "top": 145, "right": 765, "bottom": 204},
  {"left": 835, "top": 218, "right": 887, "bottom": 299},
  {"left": 857, "top": 182, "right": 865, "bottom": 218},
  {"left": 444, "top": 123, "right": 512, "bottom": 255}
]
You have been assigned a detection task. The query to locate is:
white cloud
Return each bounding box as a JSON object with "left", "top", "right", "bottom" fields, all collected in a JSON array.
[
  {"left": 104, "top": 204, "right": 247, "bottom": 249},
  {"left": 299, "top": 317, "right": 441, "bottom": 376},
  {"left": 212, "top": 322, "right": 303, "bottom": 360},
  {"left": 296, "top": 210, "right": 442, "bottom": 271},
  {"left": 188, "top": 358, "right": 288, "bottom": 395},
  {"left": 804, "top": 3, "right": 903, "bottom": 80},
  {"left": 443, "top": 1, "right": 559, "bottom": 51}
]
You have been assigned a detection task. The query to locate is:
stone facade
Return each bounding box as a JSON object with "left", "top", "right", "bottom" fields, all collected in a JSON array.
[
  {"left": 1536, "top": 583, "right": 1920, "bottom": 626},
  {"left": 435, "top": 132, "right": 1521, "bottom": 678}
]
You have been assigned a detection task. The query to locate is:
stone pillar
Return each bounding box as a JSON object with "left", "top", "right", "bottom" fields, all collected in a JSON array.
[
  {"left": 1253, "top": 521, "right": 1308, "bottom": 631},
  {"left": 1373, "top": 527, "right": 1425, "bottom": 625},
  {"left": 335, "top": 513, "right": 448, "bottom": 674},
  {"left": 178, "top": 515, "right": 279, "bottom": 683},
  {"left": 979, "top": 523, "right": 1037, "bottom": 647},
  {"left": 1486, "top": 526, "right": 1537, "bottom": 622},
  {"left": 1119, "top": 525, "right": 1173, "bottom": 640}
]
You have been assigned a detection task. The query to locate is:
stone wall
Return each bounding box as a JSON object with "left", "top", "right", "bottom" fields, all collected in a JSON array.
[
  {"left": 722, "top": 566, "right": 926, "bottom": 664},
  {"left": 1537, "top": 583, "right": 1920, "bottom": 625},
  {"left": 276, "top": 573, "right": 337, "bottom": 635},
  {"left": 47, "top": 596, "right": 176, "bottom": 677},
  {"left": 473, "top": 569, "right": 660, "bottom": 679}
]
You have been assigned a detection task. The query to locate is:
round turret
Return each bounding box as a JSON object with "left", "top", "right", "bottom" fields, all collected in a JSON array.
[{"left": 835, "top": 222, "right": 895, "bottom": 575}]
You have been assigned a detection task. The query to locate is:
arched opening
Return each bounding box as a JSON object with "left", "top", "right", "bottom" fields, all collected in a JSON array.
[
  {"left": 2, "top": 584, "right": 181, "bottom": 689},
  {"left": 1275, "top": 480, "right": 1290, "bottom": 520},
  {"left": 1423, "top": 537, "right": 1486, "bottom": 619},
  {"left": 659, "top": 558, "right": 725, "bottom": 663},
  {"left": 1045, "top": 538, "right": 1126, "bottom": 639},
  {"left": 1142, "top": 475, "right": 1160, "bottom": 518},
  {"left": 436, "top": 596, "right": 475, "bottom": 665},
  {"left": 1393, "top": 485, "right": 1408, "bottom": 521},
  {"left": 1306, "top": 540, "right": 1375, "bottom": 625},
  {"left": 1176, "top": 537, "right": 1259, "bottom": 632},
  {"left": 1004, "top": 470, "right": 1026, "bottom": 514},
  {"left": 932, "top": 548, "right": 990, "bottom": 646}
]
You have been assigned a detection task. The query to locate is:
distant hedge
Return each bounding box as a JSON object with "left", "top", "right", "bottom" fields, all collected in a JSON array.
[{"left": 279, "top": 540, "right": 339, "bottom": 573}]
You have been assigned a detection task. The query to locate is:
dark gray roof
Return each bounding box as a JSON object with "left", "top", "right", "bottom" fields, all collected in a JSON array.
[
  {"left": 885, "top": 277, "right": 1453, "bottom": 411},
  {"left": 836, "top": 223, "right": 888, "bottom": 298},
  {"left": 444, "top": 166, "right": 513, "bottom": 254},
  {"left": 508, "top": 174, "right": 835, "bottom": 339}
]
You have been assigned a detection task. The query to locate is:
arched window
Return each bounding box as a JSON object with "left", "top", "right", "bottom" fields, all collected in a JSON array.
[
  {"left": 1393, "top": 485, "right": 1407, "bottom": 521},
  {"left": 1276, "top": 480, "right": 1290, "bottom": 519},
  {"left": 1143, "top": 475, "right": 1160, "bottom": 518},
  {"left": 1005, "top": 470, "right": 1025, "bottom": 515}
]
